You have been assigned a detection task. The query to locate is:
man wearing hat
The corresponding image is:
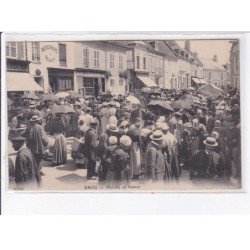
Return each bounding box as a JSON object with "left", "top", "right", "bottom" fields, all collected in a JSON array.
[
  {"left": 26, "top": 115, "right": 48, "bottom": 175},
  {"left": 189, "top": 137, "right": 224, "bottom": 179},
  {"left": 144, "top": 130, "right": 165, "bottom": 181},
  {"left": 84, "top": 120, "right": 99, "bottom": 180},
  {"left": 11, "top": 136, "right": 41, "bottom": 186}
]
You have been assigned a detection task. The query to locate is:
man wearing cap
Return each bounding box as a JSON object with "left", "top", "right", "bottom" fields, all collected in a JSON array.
[
  {"left": 11, "top": 136, "right": 41, "bottom": 186},
  {"left": 145, "top": 130, "right": 165, "bottom": 181},
  {"left": 189, "top": 137, "right": 224, "bottom": 179},
  {"left": 26, "top": 115, "right": 48, "bottom": 175},
  {"left": 84, "top": 121, "right": 99, "bottom": 179}
]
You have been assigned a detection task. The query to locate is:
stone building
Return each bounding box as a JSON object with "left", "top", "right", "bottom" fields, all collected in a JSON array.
[
  {"left": 229, "top": 40, "right": 240, "bottom": 89},
  {"left": 200, "top": 55, "right": 227, "bottom": 87}
]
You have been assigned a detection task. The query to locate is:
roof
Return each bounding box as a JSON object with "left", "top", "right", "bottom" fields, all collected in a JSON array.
[
  {"left": 157, "top": 41, "right": 177, "bottom": 59},
  {"left": 189, "top": 51, "right": 203, "bottom": 66},
  {"left": 7, "top": 72, "right": 44, "bottom": 92},
  {"left": 164, "top": 40, "right": 191, "bottom": 62},
  {"left": 199, "top": 58, "right": 226, "bottom": 71}
]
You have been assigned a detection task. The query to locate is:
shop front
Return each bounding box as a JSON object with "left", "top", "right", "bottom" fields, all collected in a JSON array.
[
  {"left": 75, "top": 69, "right": 106, "bottom": 98},
  {"left": 48, "top": 68, "right": 74, "bottom": 93}
]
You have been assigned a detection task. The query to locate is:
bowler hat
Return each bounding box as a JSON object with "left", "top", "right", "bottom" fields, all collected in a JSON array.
[
  {"left": 150, "top": 130, "right": 163, "bottom": 141},
  {"left": 203, "top": 137, "right": 218, "bottom": 147},
  {"left": 90, "top": 120, "right": 98, "bottom": 126},
  {"left": 107, "top": 124, "right": 119, "bottom": 132}
]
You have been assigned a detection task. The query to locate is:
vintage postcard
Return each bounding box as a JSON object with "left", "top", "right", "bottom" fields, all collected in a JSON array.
[{"left": 3, "top": 34, "right": 241, "bottom": 192}]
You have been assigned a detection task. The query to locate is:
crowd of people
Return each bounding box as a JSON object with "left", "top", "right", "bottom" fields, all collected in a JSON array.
[{"left": 8, "top": 85, "right": 241, "bottom": 188}]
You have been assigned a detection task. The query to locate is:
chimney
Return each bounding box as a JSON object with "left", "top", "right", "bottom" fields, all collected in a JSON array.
[
  {"left": 185, "top": 40, "right": 190, "bottom": 52},
  {"left": 213, "top": 55, "right": 218, "bottom": 62}
]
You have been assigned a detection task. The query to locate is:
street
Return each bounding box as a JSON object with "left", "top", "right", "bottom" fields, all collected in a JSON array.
[{"left": 8, "top": 137, "right": 240, "bottom": 192}]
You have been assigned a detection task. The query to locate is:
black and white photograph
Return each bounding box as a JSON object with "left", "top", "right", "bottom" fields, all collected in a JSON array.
[{"left": 4, "top": 36, "right": 241, "bottom": 192}]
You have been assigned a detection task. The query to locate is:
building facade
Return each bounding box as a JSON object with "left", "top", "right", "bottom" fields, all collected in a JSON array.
[
  {"left": 6, "top": 41, "right": 128, "bottom": 97},
  {"left": 230, "top": 41, "right": 240, "bottom": 89},
  {"left": 200, "top": 55, "right": 227, "bottom": 87}
]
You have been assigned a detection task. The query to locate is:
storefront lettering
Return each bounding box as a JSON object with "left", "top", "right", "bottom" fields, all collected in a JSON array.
[{"left": 41, "top": 45, "right": 58, "bottom": 62}]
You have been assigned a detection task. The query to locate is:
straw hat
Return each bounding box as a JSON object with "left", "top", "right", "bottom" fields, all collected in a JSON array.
[
  {"left": 120, "top": 135, "right": 132, "bottom": 147},
  {"left": 30, "top": 115, "right": 41, "bottom": 122},
  {"left": 150, "top": 130, "right": 164, "bottom": 141},
  {"left": 203, "top": 137, "right": 218, "bottom": 147},
  {"left": 211, "top": 131, "right": 219, "bottom": 140},
  {"left": 106, "top": 124, "right": 119, "bottom": 132},
  {"left": 109, "top": 136, "right": 117, "bottom": 146}
]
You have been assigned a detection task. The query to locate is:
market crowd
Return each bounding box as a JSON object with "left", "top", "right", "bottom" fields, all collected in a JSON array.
[{"left": 8, "top": 85, "right": 241, "bottom": 188}]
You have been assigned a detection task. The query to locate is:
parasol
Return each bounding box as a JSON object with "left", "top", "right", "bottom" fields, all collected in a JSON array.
[
  {"left": 21, "top": 93, "right": 39, "bottom": 100},
  {"left": 67, "top": 90, "right": 82, "bottom": 99},
  {"left": 40, "top": 93, "right": 58, "bottom": 101},
  {"left": 49, "top": 105, "right": 75, "bottom": 114},
  {"left": 126, "top": 95, "right": 141, "bottom": 104},
  {"left": 148, "top": 100, "right": 174, "bottom": 112},
  {"left": 171, "top": 100, "right": 192, "bottom": 110},
  {"left": 55, "top": 92, "right": 70, "bottom": 99}
]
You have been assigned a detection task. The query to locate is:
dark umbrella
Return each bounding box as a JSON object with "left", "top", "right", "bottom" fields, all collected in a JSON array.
[
  {"left": 49, "top": 105, "right": 75, "bottom": 114},
  {"left": 171, "top": 100, "right": 192, "bottom": 110},
  {"left": 21, "top": 93, "right": 39, "bottom": 100},
  {"left": 148, "top": 100, "right": 174, "bottom": 112},
  {"left": 40, "top": 93, "right": 58, "bottom": 101}
]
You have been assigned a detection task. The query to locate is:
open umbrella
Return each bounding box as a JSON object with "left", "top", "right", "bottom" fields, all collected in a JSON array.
[
  {"left": 49, "top": 105, "right": 75, "bottom": 114},
  {"left": 171, "top": 100, "right": 192, "bottom": 110},
  {"left": 55, "top": 92, "right": 70, "bottom": 99},
  {"left": 67, "top": 90, "right": 82, "bottom": 99},
  {"left": 126, "top": 95, "right": 141, "bottom": 104},
  {"left": 40, "top": 93, "right": 58, "bottom": 102},
  {"left": 21, "top": 93, "right": 39, "bottom": 100},
  {"left": 148, "top": 100, "right": 174, "bottom": 112}
]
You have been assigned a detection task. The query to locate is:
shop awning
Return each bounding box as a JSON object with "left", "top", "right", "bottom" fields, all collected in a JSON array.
[
  {"left": 137, "top": 76, "right": 158, "bottom": 88},
  {"left": 192, "top": 77, "right": 200, "bottom": 84},
  {"left": 7, "top": 72, "right": 44, "bottom": 92},
  {"left": 198, "top": 79, "right": 207, "bottom": 84}
]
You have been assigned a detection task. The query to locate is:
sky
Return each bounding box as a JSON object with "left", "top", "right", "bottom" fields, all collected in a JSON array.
[{"left": 177, "top": 40, "right": 233, "bottom": 65}]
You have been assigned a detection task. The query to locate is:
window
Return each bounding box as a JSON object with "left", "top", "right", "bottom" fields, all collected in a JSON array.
[
  {"left": 6, "top": 42, "right": 17, "bottom": 58},
  {"left": 110, "top": 79, "right": 115, "bottom": 88},
  {"left": 143, "top": 57, "right": 146, "bottom": 70},
  {"left": 119, "top": 79, "right": 123, "bottom": 85},
  {"left": 208, "top": 71, "right": 212, "bottom": 80},
  {"left": 94, "top": 50, "right": 100, "bottom": 68},
  {"left": 137, "top": 56, "right": 140, "bottom": 69},
  {"left": 59, "top": 44, "right": 67, "bottom": 66},
  {"left": 119, "top": 55, "right": 123, "bottom": 69},
  {"left": 83, "top": 47, "right": 89, "bottom": 67},
  {"left": 32, "top": 42, "right": 40, "bottom": 62},
  {"left": 110, "top": 53, "right": 114, "bottom": 68},
  {"left": 220, "top": 72, "right": 224, "bottom": 80}
]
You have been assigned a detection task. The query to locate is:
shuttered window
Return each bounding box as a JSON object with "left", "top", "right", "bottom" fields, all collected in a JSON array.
[
  {"left": 83, "top": 47, "right": 89, "bottom": 67},
  {"left": 110, "top": 53, "right": 114, "bottom": 68},
  {"left": 59, "top": 44, "right": 67, "bottom": 66},
  {"left": 32, "top": 42, "right": 40, "bottom": 62},
  {"left": 94, "top": 50, "right": 100, "bottom": 67},
  {"left": 6, "top": 42, "right": 17, "bottom": 58},
  {"left": 17, "top": 42, "right": 24, "bottom": 59},
  {"left": 119, "top": 55, "right": 123, "bottom": 69}
]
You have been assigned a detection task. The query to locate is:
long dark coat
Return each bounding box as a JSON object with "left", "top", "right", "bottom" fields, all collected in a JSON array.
[{"left": 15, "top": 147, "right": 41, "bottom": 185}]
